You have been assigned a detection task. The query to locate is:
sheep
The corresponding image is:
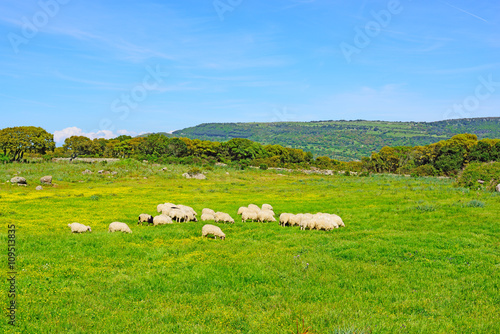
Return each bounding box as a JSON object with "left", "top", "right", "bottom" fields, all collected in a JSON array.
[
  {"left": 138, "top": 213, "right": 153, "bottom": 225},
  {"left": 237, "top": 206, "right": 248, "bottom": 215},
  {"left": 68, "top": 223, "right": 92, "bottom": 233},
  {"left": 257, "top": 210, "right": 276, "bottom": 223},
  {"left": 279, "top": 213, "right": 292, "bottom": 226},
  {"left": 330, "top": 214, "right": 345, "bottom": 227},
  {"left": 214, "top": 212, "right": 235, "bottom": 224},
  {"left": 201, "top": 212, "right": 215, "bottom": 221},
  {"left": 169, "top": 208, "right": 187, "bottom": 222},
  {"left": 289, "top": 214, "right": 303, "bottom": 227},
  {"left": 202, "top": 224, "right": 226, "bottom": 240},
  {"left": 247, "top": 204, "right": 260, "bottom": 212},
  {"left": 242, "top": 210, "right": 258, "bottom": 222},
  {"left": 153, "top": 215, "right": 173, "bottom": 226},
  {"left": 262, "top": 204, "right": 273, "bottom": 211},
  {"left": 314, "top": 217, "right": 335, "bottom": 231},
  {"left": 108, "top": 222, "right": 132, "bottom": 233},
  {"left": 157, "top": 203, "right": 176, "bottom": 213},
  {"left": 202, "top": 208, "right": 215, "bottom": 216}
]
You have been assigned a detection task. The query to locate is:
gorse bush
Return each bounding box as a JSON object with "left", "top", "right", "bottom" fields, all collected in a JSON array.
[{"left": 455, "top": 162, "right": 500, "bottom": 189}]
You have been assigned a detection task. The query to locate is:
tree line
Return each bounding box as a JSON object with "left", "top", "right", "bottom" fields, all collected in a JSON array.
[
  {"left": 364, "top": 134, "right": 500, "bottom": 176},
  {"left": 1, "top": 127, "right": 498, "bottom": 176}
]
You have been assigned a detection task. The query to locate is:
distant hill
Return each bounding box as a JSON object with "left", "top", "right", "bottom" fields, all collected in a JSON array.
[{"left": 170, "top": 118, "right": 500, "bottom": 161}]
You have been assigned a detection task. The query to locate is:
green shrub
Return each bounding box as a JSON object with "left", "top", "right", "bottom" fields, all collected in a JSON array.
[
  {"left": 187, "top": 167, "right": 202, "bottom": 176},
  {"left": 411, "top": 164, "right": 438, "bottom": 177},
  {"left": 455, "top": 162, "right": 500, "bottom": 189},
  {"left": 463, "top": 200, "right": 485, "bottom": 208},
  {"left": 259, "top": 164, "right": 268, "bottom": 170}
]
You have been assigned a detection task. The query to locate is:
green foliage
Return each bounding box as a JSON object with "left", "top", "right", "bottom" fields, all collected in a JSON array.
[
  {"left": 172, "top": 117, "right": 500, "bottom": 161},
  {"left": 187, "top": 167, "right": 202, "bottom": 175},
  {"left": 455, "top": 162, "right": 500, "bottom": 189},
  {"left": 259, "top": 164, "right": 268, "bottom": 170},
  {"left": 0, "top": 126, "right": 55, "bottom": 161},
  {"left": 463, "top": 200, "right": 485, "bottom": 208},
  {"left": 410, "top": 164, "right": 438, "bottom": 177}
]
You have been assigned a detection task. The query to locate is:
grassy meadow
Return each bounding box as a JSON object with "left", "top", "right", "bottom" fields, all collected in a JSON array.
[{"left": 1, "top": 160, "right": 499, "bottom": 333}]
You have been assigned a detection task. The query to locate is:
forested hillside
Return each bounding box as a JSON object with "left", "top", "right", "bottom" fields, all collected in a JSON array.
[{"left": 172, "top": 118, "right": 500, "bottom": 161}]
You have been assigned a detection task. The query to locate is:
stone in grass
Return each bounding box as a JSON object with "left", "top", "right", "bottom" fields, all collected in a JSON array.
[
  {"left": 10, "top": 176, "right": 27, "bottom": 185},
  {"left": 496, "top": 184, "right": 500, "bottom": 192},
  {"left": 36, "top": 186, "right": 43, "bottom": 191},
  {"left": 40, "top": 175, "right": 52, "bottom": 184},
  {"left": 182, "top": 173, "right": 206, "bottom": 180}
]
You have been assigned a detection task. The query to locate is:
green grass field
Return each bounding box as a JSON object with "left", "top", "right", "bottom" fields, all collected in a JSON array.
[{"left": 1, "top": 161, "right": 499, "bottom": 333}]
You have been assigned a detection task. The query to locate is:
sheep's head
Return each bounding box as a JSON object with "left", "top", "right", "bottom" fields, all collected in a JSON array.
[
  {"left": 220, "top": 234, "right": 226, "bottom": 240},
  {"left": 87, "top": 227, "right": 92, "bottom": 232}
]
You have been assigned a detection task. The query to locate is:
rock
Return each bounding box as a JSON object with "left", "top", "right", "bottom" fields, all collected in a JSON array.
[
  {"left": 111, "top": 171, "right": 118, "bottom": 175},
  {"left": 40, "top": 175, "right": 52, "bottom": 184},
  {"left": 36, "top": 186, "right": 43, "bottom": 191},
  {"left": 226, "top": 172, "right": 230, "bottom": 175},
  {"left": 103, "top": 171, "right": 110, "bottom": 175},
  {"left": 477, "top": 179, "right": 485, "bottom": 184},
  {"left": 183, "top": 173, "right": 206, "bottom": 180},
  {"left": 82, "top": 169, "right": 93, "bottom": 175},
  {"left": 10, "top": 177, "right": 27, "bottom": 185},
  {"left": 496, "top": 184, "right": 500, "bottom": 192},
  {"left": 215, "top": 163, "right": 227, "bottom": 167}
]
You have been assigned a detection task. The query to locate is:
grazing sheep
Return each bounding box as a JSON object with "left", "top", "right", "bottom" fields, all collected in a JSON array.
[
  {"left": 169, "top": 208, "right": 187, "bottom": 222},
  {"left": 108, "top": 222, "right": 132, "bottom": 233},
  {"left": 68, "top": 223, "right": 92, "bottom": 233},
  {"left": 202, "top": 224, "right": 226, "bottom": 240},
  {"left": 262, "top": 204, "right": 273, "bottom": 211},
  {"left": 153, "top": 215, "right": 173, "bottom": 226},
  {"left": 242, "top": 210, "right": 258, "bottom": 222},
  {"left": 257, "top": 210, "right": 276, "bottom": 223},
  {"left": 247, "top": 204, "right": 260, "bottom": 212},
  {"left": 314, "top": 217, "right": 335, "bottom": 231},
  {"left": 177, "top": 204, "right": 197, "bottom": 216},
  {"left": 138, "top": 214, "right": 153, "bottom": 225},
  {"left": 201, "top": 213, "right": 215, "bottom": 221},
  {"left": 279, "top": 213, "right": 292, "bottom": 226},
  {"left": 237, "top": 206, "right": 248, "bottom": 215},
  {"left": 202, "top": 208, "right": 215, "bottom": 216},
  {"left": 214, "top": 212, "right": 235, "bottom": 224}
]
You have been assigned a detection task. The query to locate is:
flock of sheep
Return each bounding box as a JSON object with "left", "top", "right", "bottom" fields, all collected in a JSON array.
[{"left": 67, "top": 202, "right": 345, "bottom": 239}]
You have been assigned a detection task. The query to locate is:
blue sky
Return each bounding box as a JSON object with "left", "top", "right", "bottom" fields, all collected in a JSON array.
[{"left": 0, "top": 0, "right": 499, "bottom": 145}]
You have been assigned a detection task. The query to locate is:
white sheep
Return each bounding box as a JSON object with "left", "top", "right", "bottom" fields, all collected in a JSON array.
[
  {"left": 178, "top": 204, "right": 197, "bottom": 217},
  {"left": 242, "top": 210, "right": 258, "bottom": 222},
  {"left": 202, "top": 208, "right": 215, "bottom": 215},
  {"left": 138, "top": 213, "right": 153, "bottom": 225},
  {"left": 201, "top": 212, "right": 215, "bottom": 221},
  {"left": 247, "top": 204, "right": 260, "bottom": 212},
  {"left": 68, "top": 223, "right": 92, "bottom": 233},
  {"left": 153, "top": 215, "right": 173, "bottom": 226},
  {"left": 279, "top": 213, "right": 292, "bottom": 226},
  {"left": 214, "top": 212, "right": 235, "bottom": 224},
  {"left": 237, "top": 206, "right": 248, "bottom": 215},
  {"left": 257, "top": 210, "right": 276, "bottom": 223},
  {"left": 108, "top": 222, "right": 132, "bottom": 233},
  {"left": 262, "top": 204, "right": 273, "bottom": 211},
  {"left": 202, "top": 224, "right": 226, "bottom": 240},
  {"left": 168, "top": 208, "right": 187, "bottom": 222}
]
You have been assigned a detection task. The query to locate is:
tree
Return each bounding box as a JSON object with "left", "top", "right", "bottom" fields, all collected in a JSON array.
[
  {"left": 63, "top": 136, "right": 92, "bottom": 156},
  {"left": 0, "top": 126, "right": 55, "bottom": 161}
]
